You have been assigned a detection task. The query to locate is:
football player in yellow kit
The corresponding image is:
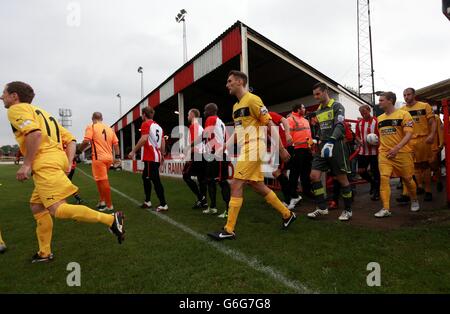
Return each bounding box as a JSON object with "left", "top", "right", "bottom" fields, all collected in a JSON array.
[
  {"left": 208, "top": 71, "right": 296, "bottom": 240},
  {"left": 2, "top": 81, "right": 125, "bottom": 263},
  {"left": 397, "top": 88, "right": 436, "bottom": 202},
  {"left": 374, "top": 92, "right": 420, "bottom": 218}
]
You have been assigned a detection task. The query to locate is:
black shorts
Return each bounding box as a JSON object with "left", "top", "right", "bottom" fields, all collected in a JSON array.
[
  {"left": 312, "top": 141, "right": 351, "bottom": 175},
  {"left": 357, "top": 155, "right": 377, "bottom": 170},
  {"left": 142, "top": 161, "right": 161, "bottom": 179},
  {"left": 183, "top": 160, "right": 206, "bottom": 177},
  {"left": 206, "top": 160, "right": 230, "bottom": 181}
]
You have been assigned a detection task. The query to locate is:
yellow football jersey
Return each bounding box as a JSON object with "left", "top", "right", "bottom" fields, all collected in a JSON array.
[
  {"left": 400, "top": 101, "right": 433, "bottom": 137},
  {"left": 232, "top": 92, "right": 271, "bottom": 147},
  {"left": 378, "top": 109, "right": 414, "bottom": 153},
  {"left": 8, "top": 103, "right": 75, "bottom": 159}
]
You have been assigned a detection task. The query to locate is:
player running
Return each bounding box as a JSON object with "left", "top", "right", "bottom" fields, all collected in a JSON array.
[
  {"left": 128, "top": 107, "right": 168, "bottom": 212},
  {"left": 374, "top": 92, "right": 419, "bottom": 217},
  {"left": 2, "top": 81, "right": 125, "bottom": 263},
  {"left": 79, "top": 112, "right": 120, "bottom": 212},
  {"left": 307, "top": 82, "right": 354, "bottom": 221},
  {"left": 208, "top": 70, "right": 296, "bottom": 240},
  {"left": 202, "top": 103, "right": 231, "bottom": 218}
]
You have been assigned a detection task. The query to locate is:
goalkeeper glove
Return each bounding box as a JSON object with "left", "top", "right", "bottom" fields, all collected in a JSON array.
[{"left": 321, "top": 138, "right": 335, "bottom": 158}]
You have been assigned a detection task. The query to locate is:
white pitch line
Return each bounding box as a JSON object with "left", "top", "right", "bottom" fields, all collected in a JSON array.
[{"left": 78, "top": 168, "right": 313, "bottom": 294}]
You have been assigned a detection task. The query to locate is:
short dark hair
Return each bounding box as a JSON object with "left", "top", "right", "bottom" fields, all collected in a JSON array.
[
  {"left": 313, "top": 82, "right": 328, "bottom": 92},
  {"left": 380, "top": 91, "right": 397, "bottom": 105},
  {"left": 189, "top": 108, "right": 200, "bottom": 118},
  {"left": 292, "top": 104, "right": 305, "bottom": 112},
  {"left": 92, "top": 112, "right": 103, "bottom": 121},
  {"left": 142, "top": 106, "right": 154, "bottom": 119},
  {"left": 404, "top": 87, "right": 416, "bottom": 95},
  {"left": 205, "top": 103, "right": 218, "bottom": 114},
  {"left": 228, "top": 70, "right": 248, "bottom": 87},
  {"left": 6, "top": 81, "right": 35, "bottom": 103}
]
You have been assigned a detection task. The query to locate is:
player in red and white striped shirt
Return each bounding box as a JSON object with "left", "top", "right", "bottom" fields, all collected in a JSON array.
[
  {"left": 183, "top": 108, "right": 208, "bottom": 209},
  {"left": 355, "top": 104, "right": 380, "bottom": 201},
  {"left": 202, "top": 103, "right": 231, "bottom": 218},
  {"left": 128, "top": 107, "right": 168, "bottom": 212}
]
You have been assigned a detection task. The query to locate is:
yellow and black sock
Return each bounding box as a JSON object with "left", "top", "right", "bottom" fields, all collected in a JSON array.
[
  {"left": 224, "top": 197, "right": 243, "bottom": 234},
  {"left": 55, "top": 203, "right": 114, "bottom": 226},
  {"left": 312, "top": 181, "right": 327, "bottom": 210},
  {"left": 33, "top": 211, "right": 53, "bottom": 257},
  {"left": 265, "top": 190, "right": 291, "bottom": 219},
  {"left": 341, "top": 185, "right": 353, "bottom": 211}
]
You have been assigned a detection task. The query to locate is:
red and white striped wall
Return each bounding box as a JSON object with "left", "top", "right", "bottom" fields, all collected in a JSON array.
[{"left": 113, "top": 26, "right": 242, "bottom": 132}]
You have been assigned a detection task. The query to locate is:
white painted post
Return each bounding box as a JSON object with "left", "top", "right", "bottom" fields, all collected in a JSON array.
[
  {"left": 240, "top": 25, "right": 249, "bottom": 87},
  {"left": 178, "top": 92, "right": 185, "bottom": 154}
]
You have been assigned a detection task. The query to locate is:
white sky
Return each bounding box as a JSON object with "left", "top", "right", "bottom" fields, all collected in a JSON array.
[{"left": 1, "top": 0, "right": 449, "bottom": 145}]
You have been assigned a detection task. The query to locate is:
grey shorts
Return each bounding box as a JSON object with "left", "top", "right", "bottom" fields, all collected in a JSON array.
[{"left": 312, "top": 141, "right": 351, "bottom": 175}]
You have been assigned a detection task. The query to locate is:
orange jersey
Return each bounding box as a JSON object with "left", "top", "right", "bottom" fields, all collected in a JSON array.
[{"left": 84, "top": 122, "right": 118, "bottom": 161}]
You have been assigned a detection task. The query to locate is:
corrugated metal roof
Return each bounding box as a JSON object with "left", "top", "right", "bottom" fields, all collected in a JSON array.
[{"left": 416, "top": 78, "right": 450, "bottom": 101}]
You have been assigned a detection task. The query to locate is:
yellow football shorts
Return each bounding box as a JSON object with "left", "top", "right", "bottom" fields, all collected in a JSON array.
[
  {"left": 30, "top": 151, "right": 79, "bottom": 208},
  {"left": 378, "top": 152, "right": 414, "bottom": 178},
  {"left": 233, "top": 141, "right": 265, "bottom": 182},
  {"left": 410, "top": 136, "right": 432, "bottom": 164}
]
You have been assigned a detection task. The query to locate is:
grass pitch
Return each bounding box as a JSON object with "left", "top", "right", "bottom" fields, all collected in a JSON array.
[{"left": 1, "top": 164, "right": 450, "bottom": 293}]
